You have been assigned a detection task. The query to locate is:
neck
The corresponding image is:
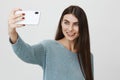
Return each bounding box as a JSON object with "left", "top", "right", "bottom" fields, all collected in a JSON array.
[{"left": 59, "top": 37, "right": 76, "bottom": 53}]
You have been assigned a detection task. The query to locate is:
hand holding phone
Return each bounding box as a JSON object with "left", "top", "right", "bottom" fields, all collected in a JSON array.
[{"left": 16, "top": 11, "right": 40, "bottom": 25}]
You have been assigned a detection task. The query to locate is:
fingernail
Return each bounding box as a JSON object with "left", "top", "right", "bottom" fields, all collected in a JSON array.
[
  {"left": 22, "top": 13, "right": 25, "bottom": 15},
  {"left": 23, "top": 24, "right": 25, "bottom": 26},
  {"left": 22, "top": 17, "right": 25, "bottom": 19}
]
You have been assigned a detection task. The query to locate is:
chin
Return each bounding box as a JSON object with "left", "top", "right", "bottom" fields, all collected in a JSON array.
[{"left": 65, "top": 36, "right": 77, "bottom": 41}]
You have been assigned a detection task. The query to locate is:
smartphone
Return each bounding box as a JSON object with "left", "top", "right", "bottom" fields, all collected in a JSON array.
[{"left": 16, "top": 11, "right": 40, "bottom": 25}]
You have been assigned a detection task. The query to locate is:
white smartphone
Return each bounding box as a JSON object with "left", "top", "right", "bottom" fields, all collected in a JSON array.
[{"left": 16, "top": 11, "right": 40, "bottom": 25}]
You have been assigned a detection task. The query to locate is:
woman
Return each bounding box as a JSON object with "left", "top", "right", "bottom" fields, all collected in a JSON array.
[{"left": 8, "top": 5, "right": 94, "bottom": 80}]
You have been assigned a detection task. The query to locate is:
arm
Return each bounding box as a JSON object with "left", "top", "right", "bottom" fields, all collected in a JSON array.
[
  {"left": 8, "top": 8, "right": 25, "bottom": 44},
  {"left": 8, "top": 8, "right": 46, "bottom": 68},
  {"left": 10, "top": 35, "right": 46, "bottom": 68}
]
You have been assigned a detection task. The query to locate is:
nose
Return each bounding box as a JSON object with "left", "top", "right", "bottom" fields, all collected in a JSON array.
[{"left": 68, "top": 25, "right": 73, "bottom": 31}]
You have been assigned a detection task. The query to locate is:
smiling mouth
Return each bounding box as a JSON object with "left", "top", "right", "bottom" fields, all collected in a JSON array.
[{"left": 66, "top": 32, "right": 75, "bottom": 37}]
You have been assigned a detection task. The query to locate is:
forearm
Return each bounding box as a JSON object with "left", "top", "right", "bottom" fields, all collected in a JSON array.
[
  {"left": 11, "top": 35, "right": 37, "bottom": 64},
  {"left": 10, "top": 35, "right": 46, "bottom": 66},
  {"left": 8, "top": 29, "right": 18, "bottom": 44}
]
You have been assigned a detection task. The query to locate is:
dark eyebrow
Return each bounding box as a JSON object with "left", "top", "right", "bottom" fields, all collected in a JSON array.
[
  {"left": 63, "top": 19, "right": 79, "bottom": 24},
  {"left": 63, "top": 19, "right": 69, "bottom": 22},
  {"left": 63, "top": 19, "right": 78, "bottom": 23},
  {"left": 74, "top": 22, "right": 79, "bottom": 24},
  {"left": 73, "top": 21, "right": 79, "bottom": 23}
]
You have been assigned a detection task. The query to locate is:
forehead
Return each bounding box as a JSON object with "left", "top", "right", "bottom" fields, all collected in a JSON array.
[{"left": 62, "top": 14, "right": 78, "bottom": 23}]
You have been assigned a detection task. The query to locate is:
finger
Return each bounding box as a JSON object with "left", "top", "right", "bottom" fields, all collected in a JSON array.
[
  {"left": 10, "top": 8, "right": 22, "bottom": 15},
  {"left": 16, "top": 24, "right": 25, "bottom": 28},
  {"left": 9, "top": 8, "right": 22, "bottom": 20},
  {"left": 11, "top": 24, "right": 25, "bottom": 28},
  {"left": 12, "top": 16, "right": 25, "bottom": 24},
  {"left": 12, "top": 13, "right": 25, "bottom": 19}
]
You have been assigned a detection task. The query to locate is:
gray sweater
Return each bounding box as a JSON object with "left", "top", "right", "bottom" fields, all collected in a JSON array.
[{"left": 11, "top": 35, "right": 94, "bottom": 80}]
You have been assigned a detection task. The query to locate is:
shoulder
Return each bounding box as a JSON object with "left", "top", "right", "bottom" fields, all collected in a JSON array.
[
  {"left": 41, "top": 39, "right": 57, "bottom": 46},
  {"left": 40, "top": 39, "right": 60, "bottom": 52},
  {"left": 41, "top": 39, "right": 55, "bottom": 44}
]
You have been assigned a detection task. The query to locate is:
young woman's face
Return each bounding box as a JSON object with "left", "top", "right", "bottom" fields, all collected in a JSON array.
[{"left": 61, "top": 14, "right": 79, "bottom": 41}]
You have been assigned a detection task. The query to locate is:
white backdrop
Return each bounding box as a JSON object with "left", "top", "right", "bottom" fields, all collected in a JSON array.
[{"left": 0, "top": 0, "right": 120, "bottom": 80}]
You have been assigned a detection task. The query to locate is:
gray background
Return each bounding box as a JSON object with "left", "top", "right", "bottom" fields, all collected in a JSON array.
[{"left": 0, "top": 0, "right": 120, "bottom": 80}]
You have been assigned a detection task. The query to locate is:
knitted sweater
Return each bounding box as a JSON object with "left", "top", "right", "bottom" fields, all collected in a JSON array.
[{"left": 11, "top": 35, "right": 94, "bottom": 80}]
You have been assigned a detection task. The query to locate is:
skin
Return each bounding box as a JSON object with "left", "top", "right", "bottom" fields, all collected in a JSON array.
[{"left": 57, "top": 14, "right": 79, "bottom": 53}]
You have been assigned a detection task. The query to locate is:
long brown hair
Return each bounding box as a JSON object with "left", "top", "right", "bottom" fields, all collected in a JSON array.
[{"left": 55, "top": 5, "right": 93, "bottom": 80}]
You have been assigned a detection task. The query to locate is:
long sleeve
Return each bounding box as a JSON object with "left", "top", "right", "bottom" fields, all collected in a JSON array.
[{"left": 10, "top": 35, "right": 46, "bottom": 68}]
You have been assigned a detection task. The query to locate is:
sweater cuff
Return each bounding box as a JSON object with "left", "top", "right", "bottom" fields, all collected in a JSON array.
[{"left": 9, "top": 35, "right": 24, "bottom": 51}]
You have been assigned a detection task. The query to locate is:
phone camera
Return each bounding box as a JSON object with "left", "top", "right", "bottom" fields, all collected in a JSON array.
[{"left": 35, "top": 12, "right": 39, "bottom": 14}]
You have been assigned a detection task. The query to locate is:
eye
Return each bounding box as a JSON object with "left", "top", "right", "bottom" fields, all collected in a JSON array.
[
  {"left": 64, "top": 21, "right": 69, "bottom": 25},
  {"left": 74, "top": 23, "right": 79, "bottom": 27}
]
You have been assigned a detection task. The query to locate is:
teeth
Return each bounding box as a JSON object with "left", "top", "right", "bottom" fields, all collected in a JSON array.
[{"left": 67, "top": 32, "right": 75, "bottom": 37}]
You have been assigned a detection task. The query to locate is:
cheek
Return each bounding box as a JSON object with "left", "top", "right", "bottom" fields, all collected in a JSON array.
[
  {"left": 62, "top": 23, "right": 68, "bottom": 31},
  {"left": 74, "top": 27, "right": 79, "bottom": 33}
]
